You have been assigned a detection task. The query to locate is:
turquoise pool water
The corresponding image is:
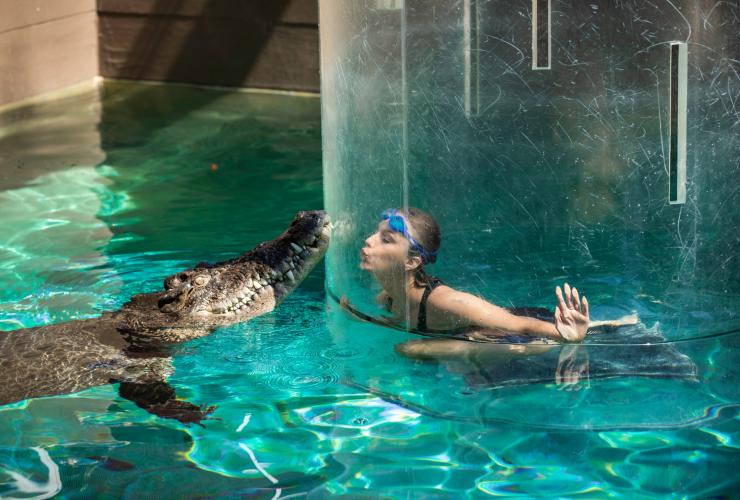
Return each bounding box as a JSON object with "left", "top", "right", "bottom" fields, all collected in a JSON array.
[{"left": 0, "top": 82, "right": 737, "bottom": 498}]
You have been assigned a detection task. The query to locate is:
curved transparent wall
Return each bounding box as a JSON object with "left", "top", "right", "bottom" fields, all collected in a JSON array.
[{"left": 321, "top": 0, "right": 739, "bottom": 341}]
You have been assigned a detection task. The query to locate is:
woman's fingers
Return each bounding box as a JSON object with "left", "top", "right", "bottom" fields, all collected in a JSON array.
[
  {"left": 572, "top": 287, "right": 581, "bottom": 312},
  {"left": 564, "top": 283, "right": 574, "bottom": 309},
  {"left": 555, "top": 286, "right": 568, "bottom": 313},
  {"left": 558, "top": 283, "right": 589, "bottom": 320}
]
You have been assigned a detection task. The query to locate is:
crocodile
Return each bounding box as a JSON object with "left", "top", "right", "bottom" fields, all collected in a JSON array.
[{"left": 0, "top": 210, "right": 331, "bottom": 425}]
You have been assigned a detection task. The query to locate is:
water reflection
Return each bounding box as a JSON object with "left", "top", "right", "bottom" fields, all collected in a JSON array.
[
  {"left": 395, "top": 325, "right": 696, "bottom": 391},
  {"left": 0, "top": 84, "right": 122, "bottom": 330}
]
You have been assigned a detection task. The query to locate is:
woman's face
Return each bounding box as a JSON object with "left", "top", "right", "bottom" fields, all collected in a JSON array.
[{"left": 360, "top": 220, "right": 412, "bottom": 278}]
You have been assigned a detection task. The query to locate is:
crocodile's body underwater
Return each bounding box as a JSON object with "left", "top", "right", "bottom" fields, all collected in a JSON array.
[{"left": 0, "top": 211, "right": 331, "bottom": 424}]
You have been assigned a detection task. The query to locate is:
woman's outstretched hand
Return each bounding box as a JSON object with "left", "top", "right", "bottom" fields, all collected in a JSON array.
[{"left": 554, "top": 283, "right": 589, "bottom": 342}]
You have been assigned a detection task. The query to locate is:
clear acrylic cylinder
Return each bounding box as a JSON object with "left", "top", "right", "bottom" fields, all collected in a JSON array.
[{"left": 320, "top": 0, "right": 739, "bottom": 340}]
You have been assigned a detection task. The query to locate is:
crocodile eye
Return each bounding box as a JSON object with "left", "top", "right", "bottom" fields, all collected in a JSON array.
[{"left": 194, "top": 275, "right": 210, "bottom": 286}]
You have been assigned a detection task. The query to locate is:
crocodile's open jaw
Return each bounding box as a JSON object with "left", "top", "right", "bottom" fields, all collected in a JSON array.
[{"left": 157, "top": 211, "right": 331, "bottom": 323}]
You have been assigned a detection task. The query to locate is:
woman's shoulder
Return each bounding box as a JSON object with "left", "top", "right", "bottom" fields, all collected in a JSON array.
[
  {"left": 426, "top": 285, "right": 473, "bottom": 311},
  {"left": 427, "top": 285, "right": 478, "bottom": 304},
  {"left": 426, "top": 285, "right": 500, "bottom": 317},
  {"left": 421, "top": 285, "right": 482, "bottom": 330}
]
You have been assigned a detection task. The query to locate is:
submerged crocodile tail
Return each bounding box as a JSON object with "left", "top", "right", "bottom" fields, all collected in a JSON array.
[{"left": 0, "top": 318, "right": 169, "bottom": 404}]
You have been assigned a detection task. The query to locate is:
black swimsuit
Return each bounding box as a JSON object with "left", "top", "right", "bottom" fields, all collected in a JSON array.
[{"left": 417, "top": 278, "right": 444, "bottom": 331}]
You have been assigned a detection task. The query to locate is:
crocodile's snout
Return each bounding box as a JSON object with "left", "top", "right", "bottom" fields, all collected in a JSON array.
[
  {"left": 157, "top": 286, "right": 190, "bottom": 313},
  {"left": 154, "top": 210, "right": 331, "bottom": 325}
]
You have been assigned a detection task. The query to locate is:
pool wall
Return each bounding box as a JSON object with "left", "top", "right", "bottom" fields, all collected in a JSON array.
[
  {"left": 0, "top": 0, "right": 98, "bottom": 106},
  {"left": 0, "top": 0, "right": 319, "bottom": 108},
  {"left": 97, "top": 0, "right": 320, "bottom": 92}
]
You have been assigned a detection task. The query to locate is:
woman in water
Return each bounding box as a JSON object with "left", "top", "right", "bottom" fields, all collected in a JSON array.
[{"left": 346, "top": 207, "right": 634, "bottom": 347}]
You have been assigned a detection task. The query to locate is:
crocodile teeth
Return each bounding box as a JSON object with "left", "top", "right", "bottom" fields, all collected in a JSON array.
[
  {"left": 290, "top": 242, "right": 303, "bottom": 253},
  {"left": 285, "top": 270, "right": 295, "bottom": 282},
  {"left": 260, "top": 279, "right": 268, "bottom": 286},
  {"left": 253, "top": 281, "right": 262, "bottom": 289},
  {"left": 244, "top": 278, "right": 253, "bottom": 288}
]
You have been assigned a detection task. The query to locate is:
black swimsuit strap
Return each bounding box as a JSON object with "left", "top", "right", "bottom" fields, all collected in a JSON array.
[{"left": 417, "top": 278, "right": 443, "bottom": 331}]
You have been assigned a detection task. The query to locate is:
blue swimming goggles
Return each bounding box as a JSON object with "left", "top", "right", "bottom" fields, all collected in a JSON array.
[{"left": 380, "top": 209, "right": 437, "bottom": 264}]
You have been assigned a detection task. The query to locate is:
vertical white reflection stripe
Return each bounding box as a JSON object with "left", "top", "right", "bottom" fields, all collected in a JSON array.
[
  {"left": 464, "top": 0, "right": 480, "bottom": 117},
  {"left": 669, "top": 41, "right": 687, "bottom": 205},
  {"left": 676, "top": 42, "right": 688, "bottom": 204},
  {"left": 532, "top": 0, "right": 551, "bottom": 70},
  {"left": 464, "top": 0, "right": 472, "bottom": 116}
]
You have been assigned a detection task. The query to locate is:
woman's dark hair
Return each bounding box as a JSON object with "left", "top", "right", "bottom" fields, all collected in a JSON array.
[{"left": 397, "top": 207, "right": 441, "bottom": 287}]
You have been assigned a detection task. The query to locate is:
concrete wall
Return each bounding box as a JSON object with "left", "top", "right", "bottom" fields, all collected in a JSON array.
[
  {"left": 97, "top": 0, "right": 320, "bottom": 92},
  {"left": 0, "top": 0, "right": 99, "bottom": 106},
  {"left": 0, "top": 0, "right": 319, "bottom": 107}
]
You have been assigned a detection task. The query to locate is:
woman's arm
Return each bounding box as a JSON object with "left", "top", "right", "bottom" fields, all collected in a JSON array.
[
  {"left": 430, "top": 291, "right": 563, "bottom": 340},
  {"left": 428, "top": 283, "right": 589, "bottom": 342}
]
